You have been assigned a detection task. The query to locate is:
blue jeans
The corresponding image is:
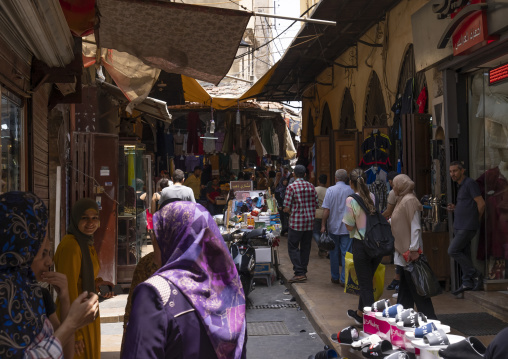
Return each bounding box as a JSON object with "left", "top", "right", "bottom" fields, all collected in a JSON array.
[
  {"left": 329, "top": 233, "right": 353, "bottom": 282},
  {"left": 312, "top": 219, "right": 322, "bottom": 245}
]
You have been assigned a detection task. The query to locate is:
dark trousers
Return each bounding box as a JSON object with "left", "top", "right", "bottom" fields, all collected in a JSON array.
[
  {"left": 352, "top": 239, "right": 383, "bottom": 312},
  {"left": 397, "top": 265, "right": 438, "bottom": 320},
  {"left": 288, "top": 228, "right": 313, "bottom": 276},
  {"left": 449, "top": 229, "right": 478, "bottom": 287},
  {"left": 280, "top": 211, "right": 289, "bottom": 234}
]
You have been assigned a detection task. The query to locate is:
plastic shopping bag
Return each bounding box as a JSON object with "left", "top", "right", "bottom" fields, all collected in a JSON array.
[
  {"left": 146, "top": 209, "right": 153, "bottom": 231},
  {"left": 405, "top": 254, "right": 442, "bottom": 298},
  {"left": 344, "top": 252, "right": 385, "bottom": 301},
  {"left": 318, "top": 232, "right": 335, "bottom": 251}
]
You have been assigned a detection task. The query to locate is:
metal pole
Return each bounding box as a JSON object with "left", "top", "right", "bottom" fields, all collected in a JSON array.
[{"left": 252, "top": 11, "right": 336, "bottom": 26}]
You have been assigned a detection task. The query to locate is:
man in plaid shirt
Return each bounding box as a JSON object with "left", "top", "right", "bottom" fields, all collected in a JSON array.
[{"left": 283, "top": 165, "right": 318, "bottom": 283}]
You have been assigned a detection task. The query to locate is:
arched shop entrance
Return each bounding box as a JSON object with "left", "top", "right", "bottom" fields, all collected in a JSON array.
[
  {"left": 396, "top": 44, "right": 431, "bottom": 199},
  {"left": 335, "top": 88, "right": 358, "bottom": 173},
  {"left": 364, "top": 71, "right": 387, "bottom": 127},
  {"left": 315, "top": 102, "right": 334, "bottom": 186}
]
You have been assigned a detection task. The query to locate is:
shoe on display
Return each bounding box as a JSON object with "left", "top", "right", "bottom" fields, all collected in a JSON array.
[
  {"left": 361, "top": 340, "right": 400, "bottom": 358},
  {"left": 351, "top": 334, "right": 382, "bottom": 350},
  {"left": 387, "top": 279, "right": 400, "bottom": 290},
  {"left": 347, "top": 309, "right": 363, "bottom": 326},
  {"left": 307, "top": 348, "right": 339, "bottom": 359},
  {"left": 330, "top": 325, "right": 359, "bottom": 344},
  {"left": 438, "top": 336, "right": 486, "bottom": 359}
]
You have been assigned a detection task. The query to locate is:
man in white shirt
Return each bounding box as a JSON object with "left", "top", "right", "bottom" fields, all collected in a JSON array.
[{"left": 159, "top": 169, "right": 195, "bottom": 205}]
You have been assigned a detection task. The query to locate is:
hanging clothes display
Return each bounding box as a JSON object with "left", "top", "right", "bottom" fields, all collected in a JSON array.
[
  {"left": 359, "top": 130, "right": 392, "bottom": 171},
  {"left": 185, "top": 155, "right": 201, "bottom": 172},
  {"left": 174, "top": 132, "right": 184, "bottom": 156},
  {"left": 272, "top": 132, "right": 280, "bottom": 156},
  {"left": 417, "top": 86, "right": 428, "bottom": 114},
  {"left": 365, "top": 166, "right": 388, "bottom": 185},
  {"left": 219, "top": 153, "right": 230, "bottom": 171},
  {"left": 215, "top": 131, "right": 225, "bottom": 152},
  {"left": 230, "top": 153, "right": 240, "bottom": 171},
  {"left": 251, "top": 123, "right": 267, "bottom": 157},
  {"left": 174, "top": 155, "right": 186, "bottom": 171},
  {"left": 260, "top": 119, "right": 274, "bottom": 155},
  {"left": 368, "top": 179, "right": 388, "bottom": 213},
  {"left": 203, "top": 133, "right": 216, "bottom": 153},
  {"left": 209, "top": 154, "right": 220, "bottom": 176},
  {"left": 186, "top": 111, "right": 200, "bottom": 154}
]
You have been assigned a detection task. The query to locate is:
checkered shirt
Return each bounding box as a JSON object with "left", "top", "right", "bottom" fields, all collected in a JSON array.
[
  {"left": 24, "top": 318, "right": 63, "bottom": 358},
  {"left": 283, "top": 178, "right": 318, "bottom": 231}
]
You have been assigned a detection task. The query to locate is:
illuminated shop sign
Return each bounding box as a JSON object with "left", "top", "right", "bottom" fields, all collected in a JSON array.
[{"left": 489, "top": 64, "right": 508, "bottom": 86}]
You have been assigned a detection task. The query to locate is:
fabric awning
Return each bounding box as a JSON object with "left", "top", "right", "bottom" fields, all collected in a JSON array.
[
  {"left": 0, "top": 0, "right": 74, "bottom": 67},
  {"left": 181, "top": 63, "right": 279, "bottom": 110},
  {"left": 97, "top": 80, "right": 172, "bottom": 123},
  {"left": 96, "top": 0, "right": 251, "bottom": 85}
]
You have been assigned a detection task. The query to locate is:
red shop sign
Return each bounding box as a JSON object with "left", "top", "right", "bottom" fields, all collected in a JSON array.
[
  {"left": 489, "top": 63, "right": 508, "bottom": 86},
  {"left": 452, "top": 8, "right": 487, "bottom": 55}
]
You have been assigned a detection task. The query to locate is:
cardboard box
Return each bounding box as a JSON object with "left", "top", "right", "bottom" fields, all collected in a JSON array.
[
  {"left": 215, "top": 197, "right": 227, "bottom": 205},
  {"left": 255, "top": 247, "right": 271, "bottom": 263},
  {"left": 254, "top": 262, "right": 271, "bottom": 274}
]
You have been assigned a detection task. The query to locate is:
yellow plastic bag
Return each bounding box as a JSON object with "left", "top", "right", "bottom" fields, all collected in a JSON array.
[{"left": 344, "top": 252, "right": 385, "bottom": 301}]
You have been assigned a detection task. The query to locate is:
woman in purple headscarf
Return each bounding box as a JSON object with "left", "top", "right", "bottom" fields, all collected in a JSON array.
[{"left": 121, "top": 201, "right": 247, "bottom": 359}]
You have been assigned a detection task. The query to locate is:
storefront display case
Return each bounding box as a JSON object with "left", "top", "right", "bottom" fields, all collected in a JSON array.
[
  {"left": 468, "top": 70, "right": 508, "bottom": 290},
  {"left": 117, "top": 141, "right": 149, "bottom": 285}
]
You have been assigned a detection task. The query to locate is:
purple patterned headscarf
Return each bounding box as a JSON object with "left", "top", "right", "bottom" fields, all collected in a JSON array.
[{"left": 152, "top": 201, "right": 246, "bottom": 359}]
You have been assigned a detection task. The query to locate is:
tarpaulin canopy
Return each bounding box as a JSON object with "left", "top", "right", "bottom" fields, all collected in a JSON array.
[
  {"left": 96, "top": 0, "right": 251, "bottom": 85},
  {"left": 59, "top": 0, "right": 95, "bottom": 37},
  {"left": 181, "top": 62, "right": 279, "bottom": 110}
]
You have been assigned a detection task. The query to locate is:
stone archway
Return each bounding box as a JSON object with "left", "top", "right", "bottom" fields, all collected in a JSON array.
[
  {"left": 364, "top": 71, "right": 387, "bottom": 127},
  {"left": 340, "top": 88, "right": 356, "bottom": 131},
  {"left": 321, "top": 102, "right": 333, "bottom": 135}
]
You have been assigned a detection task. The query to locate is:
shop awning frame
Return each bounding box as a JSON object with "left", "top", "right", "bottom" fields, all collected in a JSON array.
[
  {"left": 258, "top": 0, "right": 401, "bottom": 102},
  {"left": 97, "top": 79, "right": 172, "bottom": 123}
]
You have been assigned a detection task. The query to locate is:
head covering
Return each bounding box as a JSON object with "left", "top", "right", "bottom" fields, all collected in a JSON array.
[
  {"left": 391, "top": 175, "right": 423, "bottom": 254},
  {"left": 153, "top": 202, "right": 246, "bottom": 359},
  {"left": 0, "top": 191, "right": 48, "bottom": 357},
  {"left": 67, "top": 198, "right": 99, "bottom": 294}
]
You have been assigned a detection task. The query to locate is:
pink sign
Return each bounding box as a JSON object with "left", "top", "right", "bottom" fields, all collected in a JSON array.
[
  {"left": 363, "top": 312, "right": 391, "bottom": 340},
  {"left": 390, "top": 325, "right": 405, "bottom": 349}
]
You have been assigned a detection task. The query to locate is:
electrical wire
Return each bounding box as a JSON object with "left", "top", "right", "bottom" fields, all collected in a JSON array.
[{"left": 234, "top": 3, "right": 318, "bottom": 60}]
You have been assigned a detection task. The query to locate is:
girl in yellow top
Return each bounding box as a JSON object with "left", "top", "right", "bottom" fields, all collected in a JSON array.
[{"left": 55, "top": 198, "right": 113, "bottom": 358}]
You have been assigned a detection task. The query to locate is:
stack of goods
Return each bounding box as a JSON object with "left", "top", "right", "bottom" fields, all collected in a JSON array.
[{"left": 331, "top": 298, "right": 486, "bottom": 359}]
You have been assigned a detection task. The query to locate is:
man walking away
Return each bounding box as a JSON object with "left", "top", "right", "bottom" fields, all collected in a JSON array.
[
  {"left": 321, "top": 169, "right": 354, "bottom": 286},
  {"left": 159, "top": 169, "right": 196, "bottom": 205},
  {"left": 185, "top": 166, "right": 203, "bottom": 200},
  {"left": 447, "top": 161, "right": 485, "bottom": 295},
  {"left": 283, "top": 165, "right": 318, "bottom": 283},
  {"left": 314, "top": 174, "right": 328, "bottom": 258}
]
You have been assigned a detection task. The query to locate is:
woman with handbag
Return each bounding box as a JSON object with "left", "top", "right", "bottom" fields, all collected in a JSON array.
[
  {"left": 391, "top": 174, "right": 437, "bottom": 319},
  {"left": 342, "top": 168, "right": 381, "bottom": 325}
]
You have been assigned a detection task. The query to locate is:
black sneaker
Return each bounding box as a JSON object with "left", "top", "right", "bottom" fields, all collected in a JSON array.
[
  {"left": 347, "top": 309, "right": 363, "bottom": 325},
  {"left": 473, "top": 272, "right": 484, "bottom": 291},
  {"left": 387, "top": 279, "right": 400, "bottom": 290}
]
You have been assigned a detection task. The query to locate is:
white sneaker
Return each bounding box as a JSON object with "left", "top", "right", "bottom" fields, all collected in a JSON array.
[{"left": 392, "top": 292, "right": 398, "bottom": 299}]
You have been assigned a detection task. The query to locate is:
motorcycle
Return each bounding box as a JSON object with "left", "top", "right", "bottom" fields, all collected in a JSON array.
[{"left": 222, "top": 228, "right": 267, "bottom": 297}]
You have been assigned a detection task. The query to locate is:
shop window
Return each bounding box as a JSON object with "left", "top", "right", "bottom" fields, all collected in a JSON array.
[
  {"left": 1, "top": 91, "right": 23, "bottom": 194},
  {"left": 469, "top": 70, "right": 508, "bottom": 282}
]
